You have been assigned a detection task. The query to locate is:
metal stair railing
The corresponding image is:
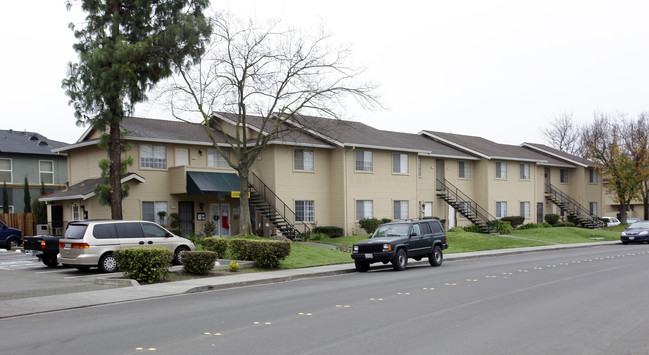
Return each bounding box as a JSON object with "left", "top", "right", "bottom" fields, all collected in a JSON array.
[
  {"left": 249, "top": 172, "right": 311, "bottom": 238},
  {"left": 545, "top": 183, "right": 604, "bottom": 228},
  {"left": 436, "top": 178, "right": 497, "bottom": 232}
]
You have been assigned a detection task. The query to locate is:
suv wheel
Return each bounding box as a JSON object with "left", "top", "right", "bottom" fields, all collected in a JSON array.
[
  {"left": 429, "top": 245, "right": 443, "bottom": 267},
  {"left": 98, "top": 253, "right": 118, "bottom": 273},
  {"left": 355, "top": 261, "right": 370, "bottom": 272},
  {"left": 392, "top": 249, "right": 407, "bottom": 271},
  {"left": 41, "top": 255, "right": 59, "bottom": 267},
  {"left": 6, "top": 237, "right": 19, "bottom": 250}
]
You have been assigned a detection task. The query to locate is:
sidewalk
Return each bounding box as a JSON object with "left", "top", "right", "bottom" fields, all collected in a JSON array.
[{"left": 0, "top": 241, "right": 619, "bottom": 319}]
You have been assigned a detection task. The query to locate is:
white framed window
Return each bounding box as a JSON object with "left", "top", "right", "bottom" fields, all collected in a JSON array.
[
  {"left": 496, "top": 201, "right": 507, "bottom": 218},
  {"left": 295, "top": 200, "right": 315, "bottom": 222},
  {"left": 356, "top": 200, "right": 373, "bottom": 220},
  {"left": 294, "top": 149, "right": 314, "bottom": 171},
  {"left": 589, "top": 202, "right": 598, "bottom": 215},
  {"left": 0, "top": 158, "right": 12, "bottom": 183},
  {"left": 355, "top": 150, "right": 373, "bottom": 172},
  {"left": 72, "top": 203, "right": 80, "bottom": 220},
  {"left": 141, "top": 144, "right": 167, "bottom": 169},
  {"left": 496, "top": 162, "right": 507, "bottom": 179},
  {"left": 519, "top": 163, "right": 530, "bottom": 180},
  {"left": 393, "top": 200, "right": 409, "bottom": 220},
  {"left": 459, "top": 161, "right": 471, "bottom": 179},
  {"left": 560, "top": 169, "right": 569, "bottom": 183},
  {"left": 208, "top": 149, "right": 229, "bottom": 168},
  {"left": 458, "top": 201, "right": 471, "bottom": 220},
  {"left": 142, "top": 201, "right": 168, "bottom": 224},
  {"left": 393, "top": 153, "right": 408, "bottom": 174},
  {"left": 520, "top": 201, "right": 530, "bottom": 219},
  {"left": 39, "top": 160, "right": 54, "bottom": 185},
  {"left": 175, "top": 148, "right": 189, "bottom": 166},
  {"left": 589, "top": 168, "right": 598, "bottom": 183}
]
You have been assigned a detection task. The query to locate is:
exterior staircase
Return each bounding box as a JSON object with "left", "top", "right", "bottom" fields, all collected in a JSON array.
[
  {"left": 544, "top": 183, "right": 605, "bottom": 229},
  {"left": 436, "top": 178, "right": 496, "bottom": 233},
  {"left": 248, "top": 172, "right": 310, "bottom": 240}
]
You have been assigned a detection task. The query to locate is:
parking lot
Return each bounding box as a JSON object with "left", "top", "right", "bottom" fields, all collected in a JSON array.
[{"left": 0, "top": 249, "right": 124, "bottom": 301}]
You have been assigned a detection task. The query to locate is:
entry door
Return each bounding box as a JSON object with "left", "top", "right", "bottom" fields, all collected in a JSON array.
[
  {"left": 447, "top": 205, "right": 456, "bottom": 228},
  {"left": 220, "top": 203, "right": 231, "bottom": 237},
  {"left": 537, "top": 202, "right": 544, "bottom": 223},
  {"left": 424, "top": 202, "right": 433, "bottom": 218},
  {"left": 178, "top": 201, "right": 194, "bottom": 236}
]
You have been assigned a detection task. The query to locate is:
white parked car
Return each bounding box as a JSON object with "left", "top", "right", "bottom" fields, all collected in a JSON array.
[{"left": 601, "top": 217, "right": 620, "bottom": 227}]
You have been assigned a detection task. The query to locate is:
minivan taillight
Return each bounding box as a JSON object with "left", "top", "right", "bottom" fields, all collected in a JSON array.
[{"left": 59, "top": 242, "right": 90, "bottom": 249}]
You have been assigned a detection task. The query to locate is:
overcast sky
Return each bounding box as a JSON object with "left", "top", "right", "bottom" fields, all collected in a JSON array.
[{"left": 2, "top": 0, "right": 648, "bottom": 145}]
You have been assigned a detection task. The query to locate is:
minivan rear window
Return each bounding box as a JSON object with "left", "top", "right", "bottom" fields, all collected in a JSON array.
[{"left": 64, "top": 224, "right": 88, "bottom": 239}]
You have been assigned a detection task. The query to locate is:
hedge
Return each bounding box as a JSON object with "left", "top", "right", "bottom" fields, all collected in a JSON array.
[
  {"left": 313, "top": 226, "right": 344, "bottom": 238},
  {"left": 114, "top": 247, "right": 173, "bottom": 284},
  {"left": 500, "top": 216, "right": 525, "bottom": 228},
  {"left": 229, "top": 239, "right": 291, "bottom": 268},
  {"left": 182, "top": 251, "right": 218, "bottom": 275},
  {"left": 545, "top": 214, "right": 561, "bottom": 225},
  {"left": 200, "top": 237, "right": 228, "bottom": 257}
]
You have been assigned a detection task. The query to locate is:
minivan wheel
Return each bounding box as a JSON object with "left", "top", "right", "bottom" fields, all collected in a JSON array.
[
  {"left": 98, "top": 254, "right": 118, "bottom": 273},
  {"left": 173, "top": 246, "right": 190, "bottom": 265},
  {"left": 392, "top": 249, "right": 407, "bottom": 271},
  {"left": 429, "top": 245, "right": 443, "bottom": 267}
]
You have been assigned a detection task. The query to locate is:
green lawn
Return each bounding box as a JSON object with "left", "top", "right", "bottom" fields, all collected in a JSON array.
[
  {"left": 445, "top": 231, "right": 551, "bottom": 253},
  {"left": 509, "top": 227, "right": 621, "bottom": 243}
]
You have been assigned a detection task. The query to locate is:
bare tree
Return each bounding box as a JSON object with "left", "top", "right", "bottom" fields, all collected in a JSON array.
[
  {"left": 582, "top": 112, "right": 642, "bottom": 223},
  {"left": 542, "top": 111, "right": 583, "bottom": 156},
  {"left": 621, "top": 113, "right": 649, "bottom": 220},
  {"left": 164, "top": 14, "right": 379, "bottom": 235}
]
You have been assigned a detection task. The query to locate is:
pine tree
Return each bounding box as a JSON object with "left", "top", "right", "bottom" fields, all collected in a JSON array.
[
  {"left": 23, "top": 177, "right": 32, "bottom": 213},
  {"left": 2, "top": 182, "right": 8, "bottom": 214}
]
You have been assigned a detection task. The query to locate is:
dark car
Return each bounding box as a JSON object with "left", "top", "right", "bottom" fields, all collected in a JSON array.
[
  {"left": 0, "top": 220, "right": 22, "bottom": 250},
  {"left": 621, "top": 221, "right": 649, "bottom": 244},
  {"left": 351, "top": 219, "right": 448, "bottom": 272}
]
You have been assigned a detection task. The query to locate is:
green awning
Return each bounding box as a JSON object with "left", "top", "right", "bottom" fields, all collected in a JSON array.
[{"left": 186, "top": 172, "right": 241, "bottom": 195}]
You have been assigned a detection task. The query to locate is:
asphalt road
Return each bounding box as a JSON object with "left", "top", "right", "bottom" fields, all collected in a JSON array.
[{"left": 3, "top": 243, "right": 649, "bottom": 355}]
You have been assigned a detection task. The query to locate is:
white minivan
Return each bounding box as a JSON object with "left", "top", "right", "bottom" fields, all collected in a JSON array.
[{"left": 58, "top": 220, "right": 195, "bottom": 272}]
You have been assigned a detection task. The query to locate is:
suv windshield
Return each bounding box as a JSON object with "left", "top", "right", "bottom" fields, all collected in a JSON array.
[
  {"left": 64, "top": 224, "right": 88, "bottom": 240},
  {"left": 372, "top": 224, "right": 410, "bottom": 238}
]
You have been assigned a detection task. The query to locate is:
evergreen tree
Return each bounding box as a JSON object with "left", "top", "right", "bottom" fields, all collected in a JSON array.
[
  {"left": 2, "top": 182, "right": 8, "bottom": 214},
  {"left": 62, "top": 0, "right": 211, "bottom": 219},
  {"left": 23, "top": 177, "right": 32, "bottom": 213}
]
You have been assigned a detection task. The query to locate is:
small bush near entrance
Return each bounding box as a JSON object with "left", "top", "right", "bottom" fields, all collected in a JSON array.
[
  {"left": 501, "top": 216, "right": 525, "bottom": 228},
  {"left": 489, "top": 220, "right": 513, "bottom": 234},
  {"left": 182, "top": 251, "right": 218, "bottom": 275},
  {"left": 114, "top": 247, "right": 173, "bottom": 284},
  {"left": 358, "top": 218, "right": 383, "bottom": 234},
  {"left": 201, "top": 237, "right": 228, "bottom": 256},
  {"left": 462, "top": 225, "right": 482, "bottom": 233},
  {"left": 313, "top": 226, "right": 344, "bottom": 238},
  {"left": 229, "top": 239, "right": 291, "bottom": 268},
  {"left": 545, "top": 214, "right": 561, "bottom": 225}
]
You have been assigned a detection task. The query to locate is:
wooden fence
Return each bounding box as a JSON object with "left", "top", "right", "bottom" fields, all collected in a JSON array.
[{"left": 0, "top": 213, "right": 35, "bottom": 236}]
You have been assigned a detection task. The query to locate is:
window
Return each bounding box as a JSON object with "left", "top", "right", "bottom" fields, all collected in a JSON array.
[
  {"left": 393, "top": 153, "right": 408, "bottom": 174},
  {"left": 458, "top": 201, "right": 471, "bottom": 219},
  {"left": 208, "top": 149, "right": 229, "bottom": 168},
  {"left": 142, "top": 201, "right": 168, "bottom": 224},
  {"left": 589, "top": 168, "right": 598, "bottom": 183},
  {"left": 72, "top": 203, "right": 80, "bottom": 220},
  {"left": 520, "top": 163, "right": 530, "bottom": 180},
  {"left": 175, "top": 148, "right": 189, "bottom": 166},
  {"left": 0, "top": 158, "right": 12, "bottom": 183},
  {"left": 295, "top": 200, "right": 315, "bottom": 222},
  {"left": 355, "top": 150, "right": 373, "bottom": 171},
  {"left": 294, "top": 149, "right": 314, "bottom": 171},
  {"left": 589, "top": 202, "right": 598, "bottom": 216},
  {"left": 356, "top": 200, "right": 373, "bottom": 220},
  {"left": 141, "top": 144, "right": 167, "bottom": 169},
  {"left": 560, "top": 169, "right": 569, "bottom": 183},
  {"left": 520, "top": 201, "right": 530, "bottom": 219},
  {"left": 459, "top": 161, "right": 471, "bottom": 179},
  {"left": 393, "top": 200, "right": 409, "bottom": 220},
  {"left": 496, "top": 201, "right": 507, "bottom": 218},
  {"left": 496, "top": 162, "right": 507, "bottom": 179},
  {"left": 39, "top": 160, "right": 54, "bottom": 184}
]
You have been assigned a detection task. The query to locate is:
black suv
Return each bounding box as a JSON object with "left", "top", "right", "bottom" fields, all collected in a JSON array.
[{"left": 351, "top": 219, "right": 448, "bottom": 272}]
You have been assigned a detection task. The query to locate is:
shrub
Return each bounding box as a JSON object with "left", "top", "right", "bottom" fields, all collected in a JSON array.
[
  {"left": 200, "top": 237, "right": 228, "bottom": 257},
  {"left": 313, "top": 226, "right": 344, "bottom": 238},
  {"left": 462, "top": 225, "right": 482, "bottom": 233},
  {"left": 518, "top": 223, "right": 540, "bottom": 230},
  {"left": 544, "top": 214, "right": 560, "bottom": 225},
  {"left": 358, "top": 218, "right": 383, "bottom": 234},
  {"left": 228, "top": 261, "right": 240, "bottom": 272},
  {"left": 229, "top": 239, "right": 291, "bottom": 268},
  {"left": 501, "top": 216, "right": 525, "bottom": 228},
  {"left": 114, "top": 247, "right": 173, "bottom": 284},
  {"left": 381, "top": 218, "right": 392, "bottom": 224},
  {"left": 553, "top": 222, "right": 576, "bottom": 227},
  {"left": 307, "top": 233, "right": 329, "bottom": 241},
  {"left": 182, "top": 251, "right": 218, "bottom": 275},
  {"left": 448, "top": 227, "right": 464, "bottom": 232},
  {"left": 488, "top": 220, "right": 513, "bottom": 234},
  {"left": 169, "top": 212, "right": 184, "bottom": 236},
  {"left": 201, "top": 221, "right": 217, "bottom": 238}
]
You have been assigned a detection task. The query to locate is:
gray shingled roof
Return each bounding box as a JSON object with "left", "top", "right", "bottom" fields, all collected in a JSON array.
[
  {"left": 521, "top": 142, "right": 592, "bottom": 167},
  {"left": 0, "top": 129, "right": 67, "bottom": 156},
  {"left": 40, "top": 173, "right": 145, "bottom": 202}
]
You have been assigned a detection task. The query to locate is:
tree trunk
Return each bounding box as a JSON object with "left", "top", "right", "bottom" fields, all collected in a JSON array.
[
  {"left": 109, "top": 121, "right": 123, "bottom": 220},
  {"left": 238, "top": 167, "right": 253, "bottom": 236},
  {"left": 619, "top": 201, "right": 628, "bottom": 224}
]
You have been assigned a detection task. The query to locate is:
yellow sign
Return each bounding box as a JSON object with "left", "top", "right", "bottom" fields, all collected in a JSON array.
[{"left": 231, "top": 191, "right": 250, "bottom": 198}]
